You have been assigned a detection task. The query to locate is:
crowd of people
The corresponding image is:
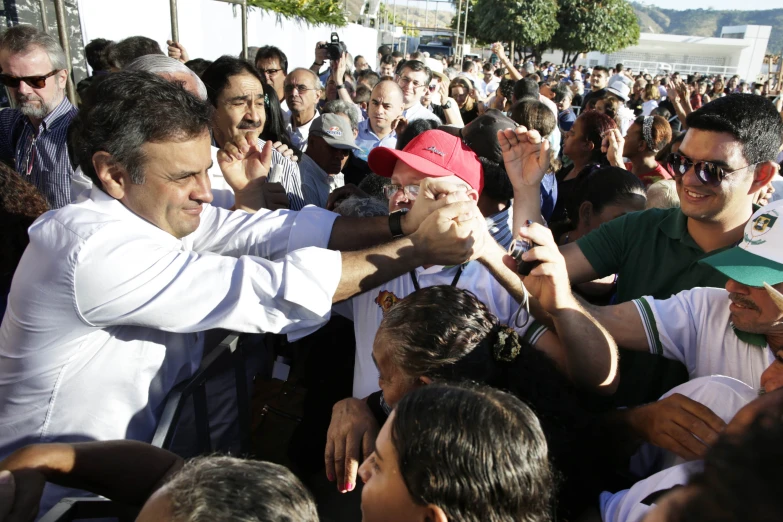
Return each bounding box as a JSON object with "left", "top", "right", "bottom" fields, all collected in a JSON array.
[{"left": 0, "top": 21, "right": 783, "bottom": 522}]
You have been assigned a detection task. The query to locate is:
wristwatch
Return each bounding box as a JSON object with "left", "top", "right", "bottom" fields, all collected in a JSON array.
[
  {"left": 337, "top": 84, "right": 346, "bottom": 90},
  {"left": 442, "top": 100, "right": 452, "bottom": 110},
  {"left": 389, "top": 210, "right": 406, "bottom": 238}
]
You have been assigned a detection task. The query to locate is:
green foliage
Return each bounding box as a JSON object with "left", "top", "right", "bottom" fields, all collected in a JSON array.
[
  {"left": 247, "top": 0, "right": 346, "bottom": 26},
  {"left": 553, "top": 0, "right": 639, "bottom": 58},
  {"left": 468, "top": 0, "right": 559, "bottom": 50}
]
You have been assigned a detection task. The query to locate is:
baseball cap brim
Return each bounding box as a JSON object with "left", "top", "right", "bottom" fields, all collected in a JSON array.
[
  {"left": 323, "top": 139, "right": 361, "bottom": 151},
  {"left": 368, "top": 146, "right": 461, "bottom": 180},
  {"left": 700, "top": 247, "right": 783, "bottom": 287},
  {"left": 606, "top": 87, "right": 629, "bottom": 102}
]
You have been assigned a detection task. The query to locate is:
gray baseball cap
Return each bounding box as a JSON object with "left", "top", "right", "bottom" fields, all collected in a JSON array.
[{"left": 309, "top": 113, "right": 360, "bottom": 150}]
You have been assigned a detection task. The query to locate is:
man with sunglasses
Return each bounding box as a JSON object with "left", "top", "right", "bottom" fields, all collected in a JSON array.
[
  {"left": 284, "top": 68, "right": 323, "bottom": 152},
  {"left": 395, "top": 60, "right": 441, "bottom": 124},
  {"left": 0, "top": 25, "right": 78, "bottom": 209},
  {"left": 354, "top": 80, "right": 404, "bottom": 161},
  {"left": 556, "top": 94, "right": 781, "bottom": 408}
]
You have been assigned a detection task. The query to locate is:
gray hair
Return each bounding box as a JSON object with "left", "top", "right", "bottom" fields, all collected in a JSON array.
[
  {"left": 333, "top": 196, "right": 389, "bottom": 218},
  {"left": 0, "top": 24, "right": 67, "bottom": 71},
  {"left": 322, "top": 99, "right": 359, "bottom": 131},
  {"left": 125, "top": 55, "right": 207, "bottom": 100},
  {"left": 288, "top": 67, "right": 324, "bottom": 90}
]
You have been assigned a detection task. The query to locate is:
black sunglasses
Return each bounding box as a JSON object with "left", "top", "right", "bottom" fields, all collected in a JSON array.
[
  {"left": 666, "top": 152, "right": 757, "bottom": 187},
  {"left": 0, "top": 70, "right": 60, "bottom": 89}
]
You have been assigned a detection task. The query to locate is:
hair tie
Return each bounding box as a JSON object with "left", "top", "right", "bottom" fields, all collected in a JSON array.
[
  {"left": 642, "top": 116, "right": 658, "bottom": 152},
  {"left": 491, "top": 325, "right": 522, "bottom": 362},
  {"left": 264, "top": 93, "right": 270, "bottom": 106}
]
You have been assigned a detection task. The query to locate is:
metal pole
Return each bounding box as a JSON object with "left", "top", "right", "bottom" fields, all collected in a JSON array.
[
  {"left": 53, "top": 0, "right": 76, "bottom": 104},
  {"left": 404, "top": 0, "right": 409, "bottom": 55},
  {"left": 241, "top": 0, "right": 248, "bottom": 60},
  {"left": 455, "top": 0, "right": 462, "bottom": 57},
  {"left": 434, "top": 2, "right": 438, "bottom": 29},
  {"left": 169, "top": 0, "right": 179, "bottom": 43},
  {"left": 424, "top": 0, "right": 428, "bottom": 29},
  {"left": 38, "top": 0, "right": 49, "bottom": 33},
  {"left": 462, "top": 0, "right": 469, "bottom": 55}
]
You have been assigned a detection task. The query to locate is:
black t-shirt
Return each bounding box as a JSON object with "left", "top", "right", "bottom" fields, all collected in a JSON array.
[
  {"left": 581, "top": 88, "right": 607, "bottom": 110},
  {"left": 460, "top": 104, "right": 480, "bottom": 125}
]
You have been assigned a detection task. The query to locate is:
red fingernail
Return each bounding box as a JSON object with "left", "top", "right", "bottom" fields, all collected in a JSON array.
[
  {"left": 347, "top": 482, "right": 355, "bottom": 491},
  {"left": 327, "top": 473, "right": 334, "bottom": 482}
]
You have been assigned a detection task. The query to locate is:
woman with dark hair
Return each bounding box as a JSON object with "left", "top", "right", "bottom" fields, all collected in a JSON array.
[
  {"left": 330, "top": 285, "right": 614, "bottom": 517},
  {"left": 550, "top": 110, "right": 617, "bottom": 223},
  {"left": 0, "top": 163, "right": 49, "bottom": 315},
  {"left": 449, "top": 76, "right": 481, "bottom": 124},
  {"left": 551, "top": 166, "right": 646, "bottom": 246},
  {"left": 359, "top": 382, "right": 554, "bottom": 522}
]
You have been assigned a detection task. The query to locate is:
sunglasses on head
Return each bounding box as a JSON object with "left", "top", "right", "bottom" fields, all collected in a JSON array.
[
  {"left": 0, "top": 70, "right": 60, "bottom": 89},
  {"left": 666, "top": 152, "right": 757, "bottom": 187}
]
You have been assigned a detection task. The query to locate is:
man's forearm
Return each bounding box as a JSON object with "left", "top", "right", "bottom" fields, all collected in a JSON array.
[
  {"left": 328, "top": 216, "right": 394, "bottom": 251},
  {"left": 1, "top": 441, "right": 183, "bottom": 506},
  {"left": 512, "top": 185, "right": 545, "bottom": 230},
  {"left": 334, "top": 236, "right": 422, "bottom": 302},
  {"left": 576, "top": 295, "right": 650, "bottom": 351}
]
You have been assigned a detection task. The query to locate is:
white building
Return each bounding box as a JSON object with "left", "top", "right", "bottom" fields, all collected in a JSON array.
[{"left": 543, "top": 25, "right": 771, "bottom": 82}]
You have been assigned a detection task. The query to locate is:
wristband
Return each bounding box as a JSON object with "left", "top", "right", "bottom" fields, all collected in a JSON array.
[
  {"left": 337, "top": 84, "right": 346, "bottom": 90},
  {"left": 389, "top": 210, "right": 405, "bottom": 238},
  {"left": 313, "top": 61, "right": 324, "bottom": 66}
]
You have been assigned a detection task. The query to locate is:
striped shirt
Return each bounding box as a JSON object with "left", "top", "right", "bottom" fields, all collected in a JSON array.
[{"left": 0, "top": 97, "right": 78, "bottom": 209}]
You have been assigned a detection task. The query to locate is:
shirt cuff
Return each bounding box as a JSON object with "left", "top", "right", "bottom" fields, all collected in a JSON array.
[
  {"left": 283, "top": 247, "right": 342, "bottom": 341},
  {"left": 288, "top": 206, "right": 338, "bottom": 252},
  {"left": 633, "top": 297, "right": 662, "bottom": 356}
]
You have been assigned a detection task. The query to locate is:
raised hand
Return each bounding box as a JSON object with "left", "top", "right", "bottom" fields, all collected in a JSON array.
[
  {"left": 217, "top": 133, "right": 274, "bottom": 212},
  {"left": 166, "top": 40, "right": 190, "bottom": 63},
  {"left": 601, "top": 128, "right": 625, "bottom": 168},
  {"left": 497, "top": 126, "right": 551, "bottom": 189}
]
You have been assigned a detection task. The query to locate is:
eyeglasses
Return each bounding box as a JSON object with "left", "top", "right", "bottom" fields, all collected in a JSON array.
[
  {"left": 382, "top": 184, "right": 420, "bottom": 201},
  {"left": 260, "top": 68, "right": 282, "bottom": 76},
  {"left": 0, "top": 70, "right": 60, "bottom": 89},
  {"left": 283, "top": 83, "right": 318, "bottom": 94},
  {"left": 666, "top": 152, "right": 757, "bottom": 187},
  {"left": 399, "top": 76, "right": 423, "bottom": 88},
  {"left": 428, "top": 84, "right": 438, "bottom": 92}
]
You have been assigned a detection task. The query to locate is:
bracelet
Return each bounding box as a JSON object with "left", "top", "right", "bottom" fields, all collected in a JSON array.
[
  {"left": 313, "top": 61, "right": 324, "bottom": 66},
  {"left": 337, "top": 84, "right": 346, "bottom": 90}
]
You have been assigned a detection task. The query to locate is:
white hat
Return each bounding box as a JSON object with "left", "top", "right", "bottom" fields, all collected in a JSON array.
[{"left": 606, "top": 80, "right": 630, "bottom": 102}]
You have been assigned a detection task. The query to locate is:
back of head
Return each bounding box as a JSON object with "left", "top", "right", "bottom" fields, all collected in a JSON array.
[
  {"left": 200, "top": 55, "right": 263, "bottom": 107},
  {"left": 254, "top": 45, "right": 288, "bottom": 74},
  {"left": 322, "top": 99, "right": 360, "bottom": 132},
  {"left": 353, "top": 84, "right": 371, "bottom": 104},
  {"left": 378, "top": 44, "right": 392, "bottom": 56},
  {"left": 70, "top": 71, "right": 212, "bottom": 190},
  {"left": 562, "top": 166, "right": 646, "bottom": 229},
  {"left": 184, "top": 58, "right": 213, "bottom": 78},
  {"left": 553, "top": 84, "right": 572, "bottom": 104},
  {"left": 165, "top": 456, "right": 318, "bottom": 522},
  {"left": 514, "top": 78, "right": 540, "bottom": 102},
  {"left": 379, "top": 54, "right": 395, "bottom": 67},
  {"left": 685, "top": 93, "right": 783, "bottom": 164},
  {"left": 634, "top": 115, "right": 672, "bottom": 154},
  {"left": 396, "top": 118, "right": 440, "bottom": 150},
  {"left": 0, "top": 24, "right": 67, "bottom": 71},
  {"left": 509, "top": 99, "right": 556, "bottom": 138},
  {"left": 85, "top": 38, "right": 113, "bottom": 72},
  {"left": 392, "top": 382, "right": 553, "bottom": 522},
  {"left": 106, "top": 36, "right": 164, "bottom": 70},
  {"left": 577, "top": 110, "right": 618, "bottom": 163},
  {"left": 461, "top": 58, "right": 473, "bottom": 73},
  {"left": 646, "top": 179, "right": 680, "bottom": 210},
  {"left": 357, "top": 69, "right": 381, "bottom": 88},
  {"left": 125, "top": 54, "right": 207, "bottom": 101}
]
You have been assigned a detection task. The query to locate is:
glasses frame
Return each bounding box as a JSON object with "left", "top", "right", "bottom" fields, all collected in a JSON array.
[
  {"left": 383, "top": 184, "right": 420, "bottom": 201},
  {"left": 0, "top": 69, "right": 60, "bottom": 89},
  {"left": 260, "top": 68, "right": 282, "bottom": 76},
  {"left": 666, "top": 152, "right": 757, "bottom": 187},
  {"left": 283, "top": 83, "right": 318, "bottom": 94}
]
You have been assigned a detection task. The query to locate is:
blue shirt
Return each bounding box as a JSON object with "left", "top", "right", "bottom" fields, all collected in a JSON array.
[
  {"left": 355, "top": 119, "right": 397, "bottom": 161},
  {"left": 0, "top": 97, "right": 78, "bottom": 208}
]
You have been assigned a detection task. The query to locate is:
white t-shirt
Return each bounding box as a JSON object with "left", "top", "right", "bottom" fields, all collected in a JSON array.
[
  {"left": 641, "top": 100, "right": 659, "bottom": 117},
  {"left": 336, "top": 262, "right": 548, "bottom": 398},
  {"left": 632, "top": 287, "right": 775, "bottom": 389},
  {"left": 402, "top": 102, "right": 442, "bottom": 124},
  {"left": 286, "top": 110, "right": 320, "bottom": 152}
]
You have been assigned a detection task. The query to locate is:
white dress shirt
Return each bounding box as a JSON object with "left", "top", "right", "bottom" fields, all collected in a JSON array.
[
  {"left": 0, "top": 187, "right": 341, "bottom": 461},
  {"left": 402, "top": 102, "right": 442, "bottom": 124},
  {"left": 286, "top": 110, "right": 320, "bottom": 152}
]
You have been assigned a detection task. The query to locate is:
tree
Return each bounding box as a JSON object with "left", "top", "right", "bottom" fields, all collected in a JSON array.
[
  {"left": 247, "top": 0, "right": 346, "bottom": 26},
  {"left": 551, "top": 0, "right": 640, "bottom": 64},
  {"left": 466, "top": 0, "right": 559, "bottom": 62}
]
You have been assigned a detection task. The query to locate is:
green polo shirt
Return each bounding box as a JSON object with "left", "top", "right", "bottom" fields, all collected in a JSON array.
[
  {"left": 576, "top": 207, "right": 734, "bottom": 406},
  {"left": 576, "top": 207, "right": 732, "bottom": 302}
]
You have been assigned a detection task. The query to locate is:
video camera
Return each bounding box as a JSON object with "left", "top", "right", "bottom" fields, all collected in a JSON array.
[{"left": 320, "top": 32, "right": 347, "bottom": 62}]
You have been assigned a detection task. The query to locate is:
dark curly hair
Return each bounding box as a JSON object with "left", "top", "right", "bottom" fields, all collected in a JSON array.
[
  {"left": 380, "top": 285, "right": 609, "bottom": 516},
  {"left": 0, "top": 163, "right": 49, "bottom": 294},
  {"left": 392, "top": 383, "right": 554, "bottom": 522}
]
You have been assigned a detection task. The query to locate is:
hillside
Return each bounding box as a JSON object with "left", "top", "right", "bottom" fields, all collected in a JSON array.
[{"left": 632, "top": 3, "right": 783, "bottom": 55}]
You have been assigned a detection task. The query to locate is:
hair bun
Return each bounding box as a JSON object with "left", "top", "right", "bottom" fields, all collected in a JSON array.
[{"left": 492, "top": 326, "right": 522, "bottom": 362}]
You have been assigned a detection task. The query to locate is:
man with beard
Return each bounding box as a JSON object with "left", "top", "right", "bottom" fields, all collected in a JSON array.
[{"left": 0, "top": 25, "right": 78, "bottom": 208}]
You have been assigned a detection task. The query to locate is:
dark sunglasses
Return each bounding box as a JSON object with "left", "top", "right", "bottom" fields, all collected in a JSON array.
[
  {"left": 666, "top": 152, "right": 757, "bottom": 187},
  {"left": 0, "top": 69, "right": 60, "bottom": 89},
  {"left": 428, "top": 84, "right": 438, "bottom": 92}
]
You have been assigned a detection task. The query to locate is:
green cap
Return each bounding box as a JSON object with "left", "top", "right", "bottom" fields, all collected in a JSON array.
[{"left": 700, "top": 200, "right": 783, "bottom": 287}]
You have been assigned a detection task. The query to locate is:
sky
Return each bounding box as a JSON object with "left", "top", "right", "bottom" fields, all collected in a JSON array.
[{"left": 641, "top": 0, "right": 781, "bottom": 10}]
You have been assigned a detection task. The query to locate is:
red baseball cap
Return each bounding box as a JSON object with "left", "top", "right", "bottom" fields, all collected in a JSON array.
[{"left": 368, "top": 130, "right": 484, "bottom": 193}]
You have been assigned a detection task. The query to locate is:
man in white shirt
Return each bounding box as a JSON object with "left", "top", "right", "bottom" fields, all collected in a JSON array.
[
  {"left": 0, "top": 71, "right": 489, "bottom": 511},
  {"left": 200, "top": 55, "right": 306, "bottom": 210},
  {"left": 396, "top": 60, "right": 441, "bottom": 124},
  {"left": 609, "top": 62, "right": 634, "bottom": 90},
  {"left": 255, "top": 45, "right": 291, "bottom": 123},
  {"left": 477, "top": 62, "right": 497, "bottom": 97},
  {"left": 284, "top": 68, "right": 322, "bottom": 152},
  {"left": 301, "top": 113, "right": 359, "bottom": 207},
  {"left": 339, "top": 128, "right": 618, "bottom": 398},
  {"left": 354, "top": 80, "right": 404, "bottom": 161},
  {"left": 585, "top": 201, "right": 783, "bottom": 461}
]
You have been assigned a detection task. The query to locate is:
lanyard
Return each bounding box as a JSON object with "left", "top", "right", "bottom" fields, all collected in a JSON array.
[{"left": 409, "top": 264, "right": 465, "bottom": 292}]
